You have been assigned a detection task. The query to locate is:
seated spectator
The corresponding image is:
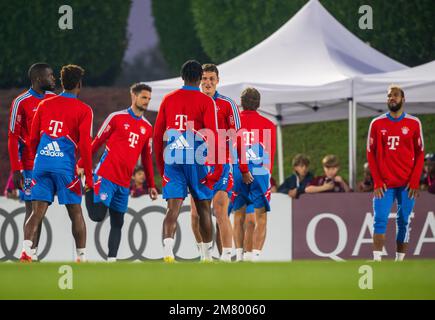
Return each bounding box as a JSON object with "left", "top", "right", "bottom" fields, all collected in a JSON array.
[
  {"left": 422, "top": 153, "right": 435, "bottom": 194},
  {"left": 357, "top": 162, "right": 374, "bottom": 192},
  {"left": 421, "top": 153, "right": 435, "bottom": 191},
  {"left": 130, "top": 166, "right": 148, "bottom": 198},
  {"left": 3, "top": 172, "right": 19, "bottom": 200},
  {"left": 305, "top": 154, "right": 351, "bottom": 193},
  {"left": 277, "top": 154, "right": 313, "bottom": 199}
]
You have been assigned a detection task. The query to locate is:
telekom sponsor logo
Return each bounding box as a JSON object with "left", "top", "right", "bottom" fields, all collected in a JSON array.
[
  {"left": 48, "top": 120, "right": 63, "bottom": 137},
  {"left": 128, "top": 132, "right": 139, "bottom": 148}
]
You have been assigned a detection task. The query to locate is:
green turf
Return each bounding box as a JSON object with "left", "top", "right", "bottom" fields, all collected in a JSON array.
[{"left": 0, "top": 260, "right": 434, "bottom": 299}]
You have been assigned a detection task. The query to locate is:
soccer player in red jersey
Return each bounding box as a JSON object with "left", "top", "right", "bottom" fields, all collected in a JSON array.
[
  {"left": 154, "top": 60, "right": 222, "bottom": 262},
  {"left": 8, "top": 63, "right": 56, "bottom": 261},
  {"left": 367, "top": 85, "right": 425, "bottom": 261},
  {"left": 79, "top": 83, "right": 158, "bottom": 262},
  {"left": 232, "top": 87, "right": 276, "bottom": 262},
  {"left": 190, "top": 64, "right": 241, "bottom": 262},
  {"left": 21, "top": 65, "right": 93, "bottom": 262}
]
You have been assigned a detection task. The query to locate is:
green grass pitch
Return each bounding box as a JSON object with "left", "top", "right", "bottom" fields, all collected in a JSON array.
[{"left": 0, "top": 260, "right": 434, "bottom": 300}]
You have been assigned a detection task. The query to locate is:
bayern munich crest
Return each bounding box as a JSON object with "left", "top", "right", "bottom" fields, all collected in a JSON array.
[{"left": 401, "top": 126, "right": 409, "bottom": 135}]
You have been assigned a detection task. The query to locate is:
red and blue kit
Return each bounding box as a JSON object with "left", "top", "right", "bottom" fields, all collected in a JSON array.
[
  {"left": 8, "top": 88, "right": 56, "bottom": 200},
  {"left": 211, "top": 91, "right": 241, "bottom": 195},
  {"left": 232, "top": 110, "right": 276, "bottom": 212},
  {"left": 82, "top": 107, "right": 155, "bottom": 213},
  {"left": 29, "top": 92, "right": 93, "bottom": 204},
  {"left": 367, "top": 112, "right": 424, "bottom": 241},
  {"left": 153, "top": 86, "right": 220, "bottom": 200}
]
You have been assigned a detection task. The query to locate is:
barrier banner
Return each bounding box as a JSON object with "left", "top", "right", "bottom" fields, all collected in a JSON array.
[
  {"left": 292, "top": 192, "right": 435, "bottom": 260},
  {"left": 0, "top": 194, "right": 292, "bottom": 262}
]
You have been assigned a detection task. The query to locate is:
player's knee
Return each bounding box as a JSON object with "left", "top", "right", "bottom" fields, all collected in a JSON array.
[
  {"left": 234, "top": 213, "right": 245, "bottom": 226},
  {"left": 255, "top": 213, "right": 267, "bottom": 227}
]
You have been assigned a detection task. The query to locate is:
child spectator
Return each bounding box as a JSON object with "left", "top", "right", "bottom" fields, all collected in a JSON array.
[
  {"left": 277, "top": 154, "right": 313, "bottom": 199},
  {"left": 130, "top": 166, "right": 148, "bottom": 198},
  {"left": 305, "top": 154, "right": 351, "bottom": 193},
  {"left": 357, "top": 162, "right": 374, "bottom": 192}
]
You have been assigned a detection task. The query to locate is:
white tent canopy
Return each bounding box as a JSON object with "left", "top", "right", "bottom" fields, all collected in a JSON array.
[
  {"left": 355, "top": 60, "right": 435, "bottom": 104},
  {"left": 146, "top": 0, "right": 409, "bottom": 186},
  {"left": 148, "top": 0, "right": 406, "bottom": 115}
]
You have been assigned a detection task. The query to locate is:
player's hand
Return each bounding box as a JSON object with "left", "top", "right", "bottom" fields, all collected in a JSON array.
[
  {"left": 76, "top": 167, "right": 84, "bottom": 177},
  {"left": 12, "top": 170, "right": 24, "bottom": 190},
  {"left": 149, "top": 187, "right": 158, "bottom": 200},
  {"left": 242, "top": 171, "right": 254, "bottom": 184},
  {"left": 406, "top": 183, "right": 419, "bottom": 199},
  {"left": 374, "top": 184, "right": 387, "bottom": 199}
]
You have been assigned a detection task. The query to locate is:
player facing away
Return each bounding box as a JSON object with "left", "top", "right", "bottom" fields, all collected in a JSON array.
[
  {"left": 21, "top": 65, "right": 93, "bottom": 262},
  {"left": 79, "top": 83, "right": 158, "bottom": 262},
  {"left": 154, "top": 60, "right": 222, "bottom": 263},
  {"left": 367, "top": 85, "right": 425, "bottom": 262},
  {"left": 8, "top": 63, "right": 56, "bottom": 260},
  {"left": 190, "top": 63, "right": 241, "bottom": 262},
  {"left": 232, "top": 88, "right": 276, "bottom": 262}
]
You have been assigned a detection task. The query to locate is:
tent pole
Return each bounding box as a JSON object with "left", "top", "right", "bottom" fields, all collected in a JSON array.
[
  {"left": 352, "top": 99, "right": 357, "bottom": 190},
  {"left": 275, "top": 104, "right": 285, "bottom": 185},
  {"left": 348, "top": 98, "right": 354, "bottom": 189}
]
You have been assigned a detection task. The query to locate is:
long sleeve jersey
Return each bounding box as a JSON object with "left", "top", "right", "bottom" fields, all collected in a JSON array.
[
  {"left": 153, "top": 86, "right": 220, "bottom": 176},
  {"left": 366, "top": 112, "right": 424, "bottom": 189},
  {"left": 236, "top": 110, "right": 276, "bottom": 175},
  {"left": 29, "top": 92, "right": 94, "bottom": 188},
  {"left": 8, "top": 88, "right": 56, "bottom": 171},
  {"left": 213, "top": 91, "right": 241, "bottom": 164},
  {"left": 79, "top": 108, "right": 155, "bottom": 189}
]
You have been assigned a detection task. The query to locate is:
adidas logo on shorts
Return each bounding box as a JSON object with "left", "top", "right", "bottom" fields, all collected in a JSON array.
[{"left": 40, "top": 141, "right": 64, "bottom": 157}]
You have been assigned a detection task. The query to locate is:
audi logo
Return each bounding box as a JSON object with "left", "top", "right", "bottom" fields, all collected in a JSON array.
[
  {"left": 0, "top": 207, "right": 52, "bottom": 261},
  {"left": 1, "top": 205, "right": 216, "bottom": 262}
]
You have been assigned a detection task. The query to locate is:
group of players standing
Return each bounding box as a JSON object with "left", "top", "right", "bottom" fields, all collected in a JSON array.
[
  {"left": 9, "top": 60, "right": 276, "bottom": 263},
  {"left": 8, "top": 59, "right": 425, "bottom": 264}
]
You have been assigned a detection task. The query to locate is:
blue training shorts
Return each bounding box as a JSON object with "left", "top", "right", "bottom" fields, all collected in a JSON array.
[
  {"left": 163, "top": 164, "right": 213, "bottom": 200},
  {"left": 373, "top": 186, "right": 415, "bottom": 243},
  {"left": 231, "top": 164, "right": 271, "bottom": 212},
  {"left": 31, "top": 171, "right": 82, "bottom": 205},
  {"left": 93, "top": 175, "right": 129, "bottom": 213}
]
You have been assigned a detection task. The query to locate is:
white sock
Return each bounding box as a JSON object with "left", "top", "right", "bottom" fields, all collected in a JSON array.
[
  {"left": 202, "top": 241, "right": 213, "bottom": 261},
  {"left": 107, "top": 257, "right": 117, "bottom": 263},
  {"left": 76, "top": 248, "right": 87, "bottom": 262},
  {"left": 395, "top": 252, "right": 405, "bottom": 261},
  {"left": 252, "top": 249, "right": 261, "bottom": 262},
  {"left": 373, "top": 251, "right": 383, "bottom": 261},
  {"left": 220, "top": 247, "right": 232, "bottom": 262},
  {"left": 236, "top": 248, "right": 243, "bottom": 262},
  {"left": 243, "top": 251, "right": 253, "bottom": 261},
  {"left": 163, "top": 238, "right": 175, "bottom": 258},
  {"left": 196, "top": 242, "right": 204, "bottom": 260},
  {"left": 22, "top": 240, "right": 33, "bottom": 257},
  {"left": 31, "top": 247, "right": 38, "bottom": 261}
]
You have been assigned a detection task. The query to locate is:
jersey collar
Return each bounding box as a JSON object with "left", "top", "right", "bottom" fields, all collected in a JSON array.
[
  {"left": 128, "top": 107, "right": 143, "bottom": 120},
  {"left": 28, "top": 88, "right": 45, "bottom": 99},
  {"left": 213, "top": 91, "right": 220, "bottom": 100},
  {"left": 59, "top": 92, "right": 77, "bottom": 98},
  {"left": 181, "top": 85, "right": 200, "bottom": 91},
  {"left": 386, "top": 112, "right": 406, "bottom": 122}
]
